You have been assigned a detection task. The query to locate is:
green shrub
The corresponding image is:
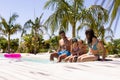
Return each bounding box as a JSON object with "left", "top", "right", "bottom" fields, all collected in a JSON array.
[{"left": 39, "top": 49, "right": 48, "bottom": 53}]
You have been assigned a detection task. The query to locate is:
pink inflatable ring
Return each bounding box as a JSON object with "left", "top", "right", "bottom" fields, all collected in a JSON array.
[{"left": 4, "top": 53, "right": 21, "bottom": 59}]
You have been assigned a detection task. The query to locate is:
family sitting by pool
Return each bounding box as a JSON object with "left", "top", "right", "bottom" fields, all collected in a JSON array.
[{"left": 50, "top": 29, "right": 106, "bottom": 62}]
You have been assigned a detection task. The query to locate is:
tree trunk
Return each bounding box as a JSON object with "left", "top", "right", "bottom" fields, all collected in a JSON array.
[
  {"left": 8, "top": 33, "right": 10, "bottom": 53},
  {"left": 72, "top": 22, "right": 76, "bottom": 38},
  {"left": 34, "top": 33, "right": 37, "bottom": 55},
  {"left": 72, "top": 1, "right": 77, "bottom": 38}
]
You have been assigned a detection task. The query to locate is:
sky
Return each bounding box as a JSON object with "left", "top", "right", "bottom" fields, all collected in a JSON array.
[{"left": 0, "top": 0, "right": 120, "bottom": 40}]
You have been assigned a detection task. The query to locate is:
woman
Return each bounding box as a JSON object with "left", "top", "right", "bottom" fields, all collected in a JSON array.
[{"left": 77, "top": 29, "right": 106, "bottom": 62}]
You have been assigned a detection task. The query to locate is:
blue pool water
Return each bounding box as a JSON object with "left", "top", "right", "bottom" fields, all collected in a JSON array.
[
  {"left": 0, "top": 54, "right": 51, "bottom": 64},
  {"left": 22, "top": 57, "right": 51, "bottom": 63}
]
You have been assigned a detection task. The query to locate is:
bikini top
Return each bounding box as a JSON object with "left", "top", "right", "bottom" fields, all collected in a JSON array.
[
  {"left": 72, "top": 47, "right": 80, "bottom": 52},
  {"left": 88, "top": 40, "right": 98, "bottom": 50}
]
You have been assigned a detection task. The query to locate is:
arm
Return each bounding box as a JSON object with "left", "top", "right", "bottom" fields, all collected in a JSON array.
[
  {"left": 70, "top": 45, "right": 74, "bottom": 56},
  {"left": 82, "top": 45, "right": 88, "bottom": 54},
  {"left": 90, "top": 48, "right": 99, "bottom": 55},
  {"left": 99, "top": 41, "right": 106, "bottom": 60},
  {"left": 56, "top": 40, "right": 61, "bottom": 53}
]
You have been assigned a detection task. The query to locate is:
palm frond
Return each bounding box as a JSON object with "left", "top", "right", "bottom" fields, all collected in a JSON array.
[
  {"left": 44, "top": 12, "right": 59, "bottom": 34},
  {"left": 44, "top": 0, "right": 59, "bottom": 10},
  {"left": 108, "top": 0, "right": 114, "bottom": 14},
  {"left": 10, "top": 24, "right": 21, "bottom": 35},
  {"left": 111, "top": 0, "right": 120, "bottom": 21},
  {"left": 77, "top": 23, "right": 90, "bottom": 32},
  {"left": 100, "top": 0, "right": 106, "bottom": 6},
  {"left": 21, "top": 29, "right": 26, "bottom": 37},
  {"left": 24, "top": 19, "right": 34, "bottom": 30},
  {"left": 38, "top": 13, "right": 43, "bottom": 24},
  {"left": 0, "top": 17, "right": 8, "bottom": 31},
  {"left": 109, "top": 0, "right": 120, "bottom": 30},
  {"left": 0, "top": 23, "right": 2, "bottom": 30},
  {"left": 105, "top": 36, "right": 113, "bottom": 41},
  {"left": 9, "top": 13, "right": 19, "bottom": 25},
  {"left": 106, "top": 27, "right": 114, "bottom": 37},
  {"left": 44, "top": 0, "right": 84, "bottom": 37}
]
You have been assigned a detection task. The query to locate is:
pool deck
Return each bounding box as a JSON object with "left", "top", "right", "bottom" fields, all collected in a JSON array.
[{"left": 0, "top": 54, "right": 120, "bottom": 80}]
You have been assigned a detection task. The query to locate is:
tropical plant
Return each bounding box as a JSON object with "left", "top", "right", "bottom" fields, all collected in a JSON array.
[
  {"left": 0, "top": 37, "right": 19, "bottom": 53},
  {"left": 44, "top": 0, "right": 84, "bottom": 37},
  {"left": 95, "top": 0, "right": 120, "bottom": 32},
  {"left": 22, "top": 14, "right": 45, "bottom": 54},
  {"left": 0, "top": 36, "right": 7, "bottom": 52},
  {"left": 43, "top": 40, "right": 50, "bottom": 49},
  {"left": 105, "top": 39, "right": 120, "bottom": 55},
  {"left": 77, "top": 5, "right": 110, "bottom": 41},
  {"left": 49, "top": 36, "right": 60, "bottom": 51},
  {"left": 22, "top": 34, "right": 33, "bottom": 53},
  {"left": 20, "top": 34, "right": 44, "bottom": 53},
  {"left": 0, "top": 13, "right": 21, "bottom": 53},
  {"left": 10, "top": 38, "right": 19, "bottom": 52}
]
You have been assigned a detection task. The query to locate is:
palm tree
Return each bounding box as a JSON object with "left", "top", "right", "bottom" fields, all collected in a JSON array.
[
  {"left": 0, "top": 13, "right": 21, "bottom": 53},
  {"left": 95, "top": 0, "right": 120, "bottom": 32},
  {"left": 77, "top": 5, "right": 110, "bottom": 41},
  {"left": 22, "top": 14, "right": 45, "bottom": 54},
  {"left": 22, "top": 34, "right": 33, "bottom": 53},
  {"left": 44, "top": 0, "right": 84, "bottom": 37}
]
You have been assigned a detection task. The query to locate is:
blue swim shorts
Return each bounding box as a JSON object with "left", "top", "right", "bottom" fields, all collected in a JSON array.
[{"left": 58, "top": 50, "right": 71, "bottom": 56}]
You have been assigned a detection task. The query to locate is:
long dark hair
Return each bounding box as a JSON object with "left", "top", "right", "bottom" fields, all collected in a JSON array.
[{"left": 85, "top": 29, "right": 96, "bottom": 44}]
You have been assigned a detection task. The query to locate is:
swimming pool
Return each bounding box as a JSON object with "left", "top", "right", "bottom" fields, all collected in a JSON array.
[
  {"left": 0, "top": 53, "right": 51, "bottom": 64},
  {"left": 22, "top": 57, "right": 50, "bottom": 63}
]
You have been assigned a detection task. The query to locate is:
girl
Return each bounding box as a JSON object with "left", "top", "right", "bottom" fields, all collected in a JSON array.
[
  {"left": 65, "top": 38, "right": 84, "bottom": 62},
  {"left": 77, "top": 29, "right": 106, "bottom": 62}
]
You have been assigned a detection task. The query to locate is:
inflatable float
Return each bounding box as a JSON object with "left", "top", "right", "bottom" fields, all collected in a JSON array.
[{"left": 4, "top": 53, "right": 21, "bottom": 59}]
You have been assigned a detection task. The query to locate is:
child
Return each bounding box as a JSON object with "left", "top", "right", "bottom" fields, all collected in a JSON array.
[{"left": 65, "top": 38, "right": 82, "bottom": 62}]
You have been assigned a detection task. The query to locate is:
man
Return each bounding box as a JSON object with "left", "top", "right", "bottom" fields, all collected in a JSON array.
[{"left": 50, "top": 30, "right": 71, "bottom": 62}]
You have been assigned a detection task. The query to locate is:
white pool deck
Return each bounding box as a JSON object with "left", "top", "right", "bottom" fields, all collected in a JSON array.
[{"left": 0, "top": 53, "right": 120, "bottom": 80}]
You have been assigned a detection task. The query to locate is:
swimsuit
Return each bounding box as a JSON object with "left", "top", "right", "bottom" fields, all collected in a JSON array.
[
  {"left": 88, "top": 40, "right": 100, "bottom": 60},
  {"left": 58, "top": 39, "right": 71, "bottom": 56},
  {"left": 72, "top": 47, "right": 80, "bottom": 56},
  {"left": 58, "top": 50, "right": 71, "bottom": 56}
]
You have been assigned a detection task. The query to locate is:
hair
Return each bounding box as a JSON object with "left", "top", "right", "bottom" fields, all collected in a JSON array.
[
  {"left": 72, "top": 38, "right": 78, "bottom": 42},
  {"left": 85, "top": 29, "right": 96, "bottom": 44},
  {"left": 59, "top": 30, "right": 65, "bottom": 35},
  {"left": 80, "top": 40, "right": 83, "bottom": 43}
]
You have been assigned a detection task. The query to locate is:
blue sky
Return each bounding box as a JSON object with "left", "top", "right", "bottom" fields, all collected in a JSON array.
[{"left": 0, "top": 0, "right": 120, "bottom": 40}]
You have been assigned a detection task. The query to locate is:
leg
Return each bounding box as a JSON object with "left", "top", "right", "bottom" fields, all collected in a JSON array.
[
  {"left": 57, "top": 54, "right": 67, "bottom": 62},
  {"left": 69, "top": 56, "right": 73, "bottom": 62},
  {"left": 50, "top": 52, "right": 59, "bottom": 61},
  {"left": 81, "top": 55, "right": 98, "bottom": 62},
  {"left": 64, "top": 56, "right": 71, "bottom": 62},
  {"left": 72, "top": 56, "right": 77, "bottom": 62},
  {"left": 77, "top": 54, "right": 88, "bottom": 62}
]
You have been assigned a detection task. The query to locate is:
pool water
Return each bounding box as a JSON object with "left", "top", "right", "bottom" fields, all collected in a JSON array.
[
  {"left": 0, "top": 54, "right": 51, "bottom": 64},
  {"left": 22, "top": 57, "right": 51, "bottom": 63}
]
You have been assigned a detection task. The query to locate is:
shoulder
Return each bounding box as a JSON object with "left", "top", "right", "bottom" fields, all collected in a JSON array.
[
  {"left": 59, "top": 39, "right": 62, "bottom": 41},
  {"left": 67, "top": 37, "right": 72, "bottom": 44},
  {"left": 92, "top": 37, "right": 98, "bottom": 42},
  {"left": 97, "top": 40, "right": 104, "bottom": 49},
  {"left": 92, "top": 37, "right": 99, "bottom": 44},
  {"left": 59, "top": 39, "right": 63, "bottom": 43},
  {"left": 98, "top": 40, "right": 103, "bottom": 45},
  {"left": 67, "top": 37, "right": 72, "bottom": 41}
]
